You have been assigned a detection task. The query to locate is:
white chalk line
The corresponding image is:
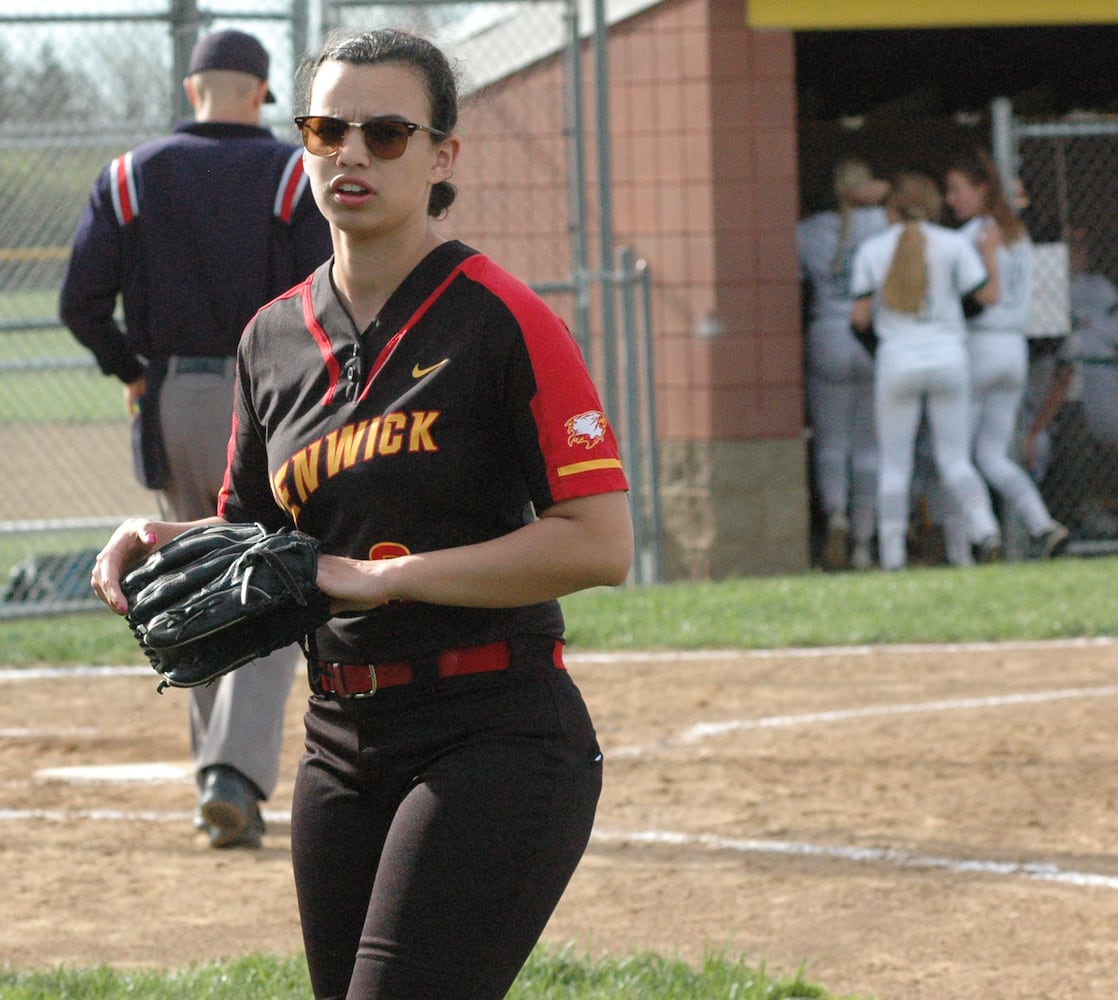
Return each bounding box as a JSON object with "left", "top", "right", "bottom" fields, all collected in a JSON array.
[
  {"left": 590, "top": 828, "right": 1118, "bottom": 892},
  {"left": 1, "top": 806, "right": 1113, "bottom": 893},
  {"left": 0, "top": 807, "right": 291, "bottom": 825},
  {"left": 2, "top": 641, "right": 1115, "bottom": 893},
  {"left": 564, "top": 635, "right": 1118, "bottom": 664},
  {"left": 678, "top": 685, "right": 1118, "bottom": 743},
  {"left": 607, "top": 684, "right": 1118, "bottom": 759},
  {"left": 0, "top": 664, "right": 153, "bottom": 681},
  {"left": 0, "top": 636, "right": 1114, "bottom": 681}
]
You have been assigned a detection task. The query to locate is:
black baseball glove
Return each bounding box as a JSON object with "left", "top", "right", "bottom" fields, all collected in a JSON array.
[{"left": 120, "top": 523, "right": 332, "bottom": 691}]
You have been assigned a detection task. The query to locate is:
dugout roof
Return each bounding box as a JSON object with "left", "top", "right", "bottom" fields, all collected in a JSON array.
[{"left": 749, "top": 0, "right": 1118, "bottom": 29}]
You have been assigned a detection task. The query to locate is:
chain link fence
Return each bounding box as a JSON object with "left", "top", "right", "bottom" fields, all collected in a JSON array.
[
  {"left": 2, "top": 11, "right": 164, "bottom": 613},
  {"left": 1012, "top": 115, "right": 1118, "bottom": 556},
  {"left": 0, "top": 0, "right": 659, "bottom": 616}
]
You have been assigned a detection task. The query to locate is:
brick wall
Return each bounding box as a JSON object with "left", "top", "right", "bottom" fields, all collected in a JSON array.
[{"left": 449, "top": 0, "right": 811, "bottom": 578}]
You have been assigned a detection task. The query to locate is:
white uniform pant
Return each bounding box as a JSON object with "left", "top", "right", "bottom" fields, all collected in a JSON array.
[
  {"left": 874, "top": 337, "right": 998, "bottom": 570},
  {"left": 157, "top": 357, "right": 297, "bottom": 800},
  {"left": 942, "top": 332, "right": 1057, "bottom": 562},
  {"left": 805, "top": 316, "right": 878, "bottom": 544}
]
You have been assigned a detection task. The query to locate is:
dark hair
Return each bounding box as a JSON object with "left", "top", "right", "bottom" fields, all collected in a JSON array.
[
  {"left": 945, "top": 146, "right": 1027, "bottom": 244},
  {"left": 297, "top": 28, "right": 458, "bottom": 218}
]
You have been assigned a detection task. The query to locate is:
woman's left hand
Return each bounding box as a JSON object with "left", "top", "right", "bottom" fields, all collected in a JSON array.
[{"left": 316, "top": 554, "right": 393, "bottom": 614}]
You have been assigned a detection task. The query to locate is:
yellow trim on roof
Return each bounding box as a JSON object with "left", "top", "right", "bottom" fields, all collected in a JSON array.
[{"left": 748, "top": 0, "right": 1118, "bottom": 29}]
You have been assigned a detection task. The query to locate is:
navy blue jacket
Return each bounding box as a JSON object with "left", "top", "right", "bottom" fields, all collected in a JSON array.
[{"left": 59, "top": 121, "right": 332, "bottom": 383}]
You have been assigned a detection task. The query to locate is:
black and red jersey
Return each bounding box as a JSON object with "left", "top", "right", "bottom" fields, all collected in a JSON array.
[{"left": 219, "top": 240, "right": 628, "bottom": 662}]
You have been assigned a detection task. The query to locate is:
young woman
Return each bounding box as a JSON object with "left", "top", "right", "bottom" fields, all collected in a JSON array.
[
  {"left": 850, "top": 171, "right": 1002, "bottom": 571},
  {"left": 797, "top": 159, "right": 890, "bottom": 570},
  {"left": 943, "top": 148, "right": 1068, "bottom": 561},
  {"left": 91, "top": 28, "right": 633, "bottom": 999}
]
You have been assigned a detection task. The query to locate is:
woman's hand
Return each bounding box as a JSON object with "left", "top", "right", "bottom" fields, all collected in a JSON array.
[
  {"left": 315, "top": 554, "right": 393, "bottom": 615},
  {"left": 91, "top": 519, "right": 161, "bottom": 614},
  {"left": 90, "top": 516, "right": 222, "bottom": 614}
]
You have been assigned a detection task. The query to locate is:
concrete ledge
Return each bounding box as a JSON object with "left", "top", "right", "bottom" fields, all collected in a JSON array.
[{"left": 659, "top": 437, "right": 811, "bottom": 579}]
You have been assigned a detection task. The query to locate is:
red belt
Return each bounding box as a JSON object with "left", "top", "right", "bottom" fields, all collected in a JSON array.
[{"left": 313, "top": 639, "right": 564, "bottom": 699}]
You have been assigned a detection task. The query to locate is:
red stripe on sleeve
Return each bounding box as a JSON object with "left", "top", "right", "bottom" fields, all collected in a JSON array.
[
  {"left": 114, "top": 156, "right": 134, "bottom": 224},
  {"left": 278, "top": 159, "right": 303, "bottom": 222}
]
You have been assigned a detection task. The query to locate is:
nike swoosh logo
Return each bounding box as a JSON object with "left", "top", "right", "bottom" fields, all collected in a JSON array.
[{"left": 412, "top": 359, "right": 449, "bottom": 378}]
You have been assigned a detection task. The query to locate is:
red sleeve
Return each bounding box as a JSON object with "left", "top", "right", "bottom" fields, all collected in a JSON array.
[{"left": 462, "top": 255, "right": 628, "bottom": 504}]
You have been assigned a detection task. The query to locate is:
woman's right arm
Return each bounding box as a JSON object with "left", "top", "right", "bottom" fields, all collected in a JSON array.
[{"left": 91, "top": 515, "right": 225, "bottom": 614}]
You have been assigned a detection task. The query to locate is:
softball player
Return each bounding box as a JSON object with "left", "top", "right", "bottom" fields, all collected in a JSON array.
[
  {"left": 850, "top": 172, "right": 1002, "bottom": 571},
  {"left": 92, "top": 28, "right": 632, "bottom": 1000},
  {"left": 942, "top": 150, "right": 1067, "bottom": 561},
  {"left": 798, "top": 160, "right": 889, "bottom": 570}
]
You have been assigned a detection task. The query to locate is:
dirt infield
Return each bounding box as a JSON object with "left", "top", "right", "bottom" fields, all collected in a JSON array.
[{"left": 2, "top": 640, "right": 1117, "bottom": 999}]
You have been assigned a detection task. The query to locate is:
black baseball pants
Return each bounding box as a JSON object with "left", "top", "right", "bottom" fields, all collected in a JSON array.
[{"left": 290, "top": 640, "right": 603, "bottom": 999}]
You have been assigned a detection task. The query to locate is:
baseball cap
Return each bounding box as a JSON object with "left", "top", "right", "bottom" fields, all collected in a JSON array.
[{"left": 186, "top": 29, "right": 275, "bottom": 103}]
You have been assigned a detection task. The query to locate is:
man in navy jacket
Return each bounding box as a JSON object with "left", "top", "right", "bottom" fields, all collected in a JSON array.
[{"left": 60, "top": 29, "right": 332, "bottom": 848}]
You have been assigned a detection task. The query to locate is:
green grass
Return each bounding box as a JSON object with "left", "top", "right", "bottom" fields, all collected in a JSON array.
[
  {"left": 0, "top": 370, "right": 122, "bottom": 423},
  {"left": 0, "top": 324, "right": 121, "bottom": 423},
  {"left": 0, "top": 954, "right": 309, "bottom": 1000},
  {"left": 507, "top": 947, "right": 844, "bottom": 998},
  {"left": 0, "top": 327, "right": 88, "bottom": 360},
  {"left": 0, "top": 947, "right": 856, "bottom": 999},
  {"left": 2, "top": 555, "right": 1115, "bottom": 666},
  {"left": 562, "top": 555, "right": 1117, "bottom": 649}
]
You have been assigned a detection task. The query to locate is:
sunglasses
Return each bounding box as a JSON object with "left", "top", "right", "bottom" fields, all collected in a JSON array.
[{"left": 293, "top": 115, "right": 447, "bottom": 161}]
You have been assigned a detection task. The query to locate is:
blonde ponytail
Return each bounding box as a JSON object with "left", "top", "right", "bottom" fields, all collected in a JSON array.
[
  {"left": 882, "top": 223, "right": 927, "bottom": 313},
  {"left": 881, "top": 172, "right": 942, "bottom": 315}
]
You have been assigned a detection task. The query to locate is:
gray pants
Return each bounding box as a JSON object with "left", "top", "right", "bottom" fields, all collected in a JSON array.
[{"left": 157, "top": 356, "right": 297, "bottom": 800}]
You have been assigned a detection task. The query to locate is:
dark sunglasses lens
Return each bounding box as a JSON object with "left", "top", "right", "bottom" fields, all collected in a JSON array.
[
  {"left": 300, "top": 117, "right": 347, "bottom": 155},
  {"left": 362, "top": 121, "right": 411, "bottom": 160}
]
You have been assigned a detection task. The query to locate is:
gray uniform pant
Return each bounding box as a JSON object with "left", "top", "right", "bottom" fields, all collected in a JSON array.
[{"left": 157, "top": 356, "right": 297, "bottom": 800}]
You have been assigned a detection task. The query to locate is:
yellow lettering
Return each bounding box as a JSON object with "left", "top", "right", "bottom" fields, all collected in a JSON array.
[
  {"left": 292, "top": 442, "right": 322, "bottom": 502},
  {"left": 271, "top": 461, "right": 292, "bottom": 512},
  {"left": 379, "top": 413, "right": 407, "bottom": 455},
  {"left": 409, "top": 410, "right": 440, "bottom": 452},
  {"left": 363, "top": 417, "right": 382, "bottom": 460},
  {"left": 325, "top": 420, "right": 369, "bottom": 475}
]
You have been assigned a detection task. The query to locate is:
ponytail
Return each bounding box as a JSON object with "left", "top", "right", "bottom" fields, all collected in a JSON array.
[{"left": 882, "top": 222, "right": 928, "bottom": 314}]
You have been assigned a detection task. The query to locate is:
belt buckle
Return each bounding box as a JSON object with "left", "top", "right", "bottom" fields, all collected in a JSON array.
[
  {"left": 351, "top": 665, "right": 378, "bottom": 699},
  {"left": 317, "top": 662, "right": 377, "bottom": 699}
]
